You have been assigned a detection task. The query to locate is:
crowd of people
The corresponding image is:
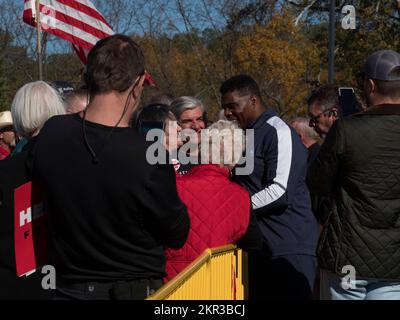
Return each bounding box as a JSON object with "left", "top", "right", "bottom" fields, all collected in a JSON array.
[{"left": 0, "top": 34, "right": 400, "bottom": 300}]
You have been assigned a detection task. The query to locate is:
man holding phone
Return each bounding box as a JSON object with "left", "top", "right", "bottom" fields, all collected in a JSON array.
[
  {"left": 308, "top": 85, "right": 363, "bottom": 138},
  {"left": 308, "top": 50, "right": 400, "bottom": 300},
  {"left": 307, "top": 85, "right": 340, "bottom": 138}
]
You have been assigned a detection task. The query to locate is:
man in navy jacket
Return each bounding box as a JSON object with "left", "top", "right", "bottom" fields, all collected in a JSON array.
[{"left": 220, "top": 75, "right": 319, "bottom": 300}]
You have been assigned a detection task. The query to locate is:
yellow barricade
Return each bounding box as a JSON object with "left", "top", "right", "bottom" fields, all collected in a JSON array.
[{"left": 147, "top": 244, "right": 248, "bottom": 300}]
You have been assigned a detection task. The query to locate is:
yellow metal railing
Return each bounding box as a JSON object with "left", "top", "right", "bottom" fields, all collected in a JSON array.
[{"left": 147, "top": 244, "right": 248, "bottom": 300}]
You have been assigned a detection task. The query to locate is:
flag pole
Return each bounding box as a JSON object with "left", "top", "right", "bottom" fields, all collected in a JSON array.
[
  {"left": 36, "top": 0, "right": 43, "bottom": 80},
  {"left": 328, "top": 0, "right": 335, "bottom": 85}
]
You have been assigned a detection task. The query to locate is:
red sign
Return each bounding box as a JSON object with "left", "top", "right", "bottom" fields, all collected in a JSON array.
[{"left": 14, "top": 182, "right": 48, "bottom": 277}]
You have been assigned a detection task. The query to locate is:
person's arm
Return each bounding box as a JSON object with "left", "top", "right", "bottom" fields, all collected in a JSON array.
[
  {"left": 251, "top": 124, "right": 292, "bottom": 216},
  {"left": 236, "top": 207, "right": 263, "bottom": 251},
  {"left": 307, "top": 120, "right": 345, "bottom": 196},
  {"left": 142, "top": 163, "right": 190, "bottom": 249}
]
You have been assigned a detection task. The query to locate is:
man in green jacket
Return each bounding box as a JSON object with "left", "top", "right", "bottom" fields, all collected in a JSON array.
[{"left": 308, "top": 50, "right": 400, "bottom": 300}]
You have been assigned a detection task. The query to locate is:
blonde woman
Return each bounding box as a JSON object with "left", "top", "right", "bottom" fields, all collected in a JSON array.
[{"left": 164, "top": 120, "right": 262, "bottom": 281}]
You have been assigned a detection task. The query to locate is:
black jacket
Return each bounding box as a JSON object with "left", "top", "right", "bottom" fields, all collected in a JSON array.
[
  {"left": 308, "top": 104, "right": 400, "bottom": 279},
  {"left": 234, "top": 109, "right": 318, "bottom": 257},
  {"left": 0, "top": 138, "right": 53, "bottom": 299}
]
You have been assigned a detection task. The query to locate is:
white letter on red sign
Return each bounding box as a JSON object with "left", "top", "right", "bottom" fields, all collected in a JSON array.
[{"left": 19, "top": 207, "right": 32, "bottom": 227}]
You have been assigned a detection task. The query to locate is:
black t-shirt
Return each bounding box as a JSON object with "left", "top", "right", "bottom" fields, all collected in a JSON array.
[{"left": 30, "top": 114, "right": 189, "bottom": 282}]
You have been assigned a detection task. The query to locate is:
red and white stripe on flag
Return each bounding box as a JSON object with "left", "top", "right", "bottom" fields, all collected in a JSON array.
[{"left": 23, "top": 0, "right": 114, "bottom": 64}]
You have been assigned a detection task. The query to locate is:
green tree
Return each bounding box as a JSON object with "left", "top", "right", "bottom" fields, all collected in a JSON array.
[
  {"left": 0, "top": 59, "right": 8, "bottom": 111},
  {"left": 234, "top": 12, "right": 320, "bottom": 118}
]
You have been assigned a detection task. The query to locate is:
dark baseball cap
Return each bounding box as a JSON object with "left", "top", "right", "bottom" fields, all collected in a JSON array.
[{"left": 364, "top": 50, "right": 400, "bottom": 81}]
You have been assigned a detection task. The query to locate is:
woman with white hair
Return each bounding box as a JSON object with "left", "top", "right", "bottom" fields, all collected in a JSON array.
[
  {"left": 0, "top": 81, "right": 65, "bottom": 299},
  {"left": 164, "top": 120, "right": 262, "bottom": 282},
  {"left": 12, "top": 81, "right": 65, "bottom": 139}
]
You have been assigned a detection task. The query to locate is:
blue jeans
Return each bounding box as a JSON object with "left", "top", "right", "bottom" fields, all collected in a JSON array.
[{"left": 320, "top": 269, "right": 400, "bottom": 300}]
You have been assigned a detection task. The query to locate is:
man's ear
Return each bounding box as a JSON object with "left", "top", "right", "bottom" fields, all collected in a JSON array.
[
  {"left": 331, "top": 107, "right": 339, "bottom": 118},
  {"left": 131, "top": 75, "right": 146, "bottom": 100},
  {"left": 250, "top": 96, "right": 258, "bottom": 109},
  {"left": 367, "top": 78, "right": 376, "bottom": 94}
]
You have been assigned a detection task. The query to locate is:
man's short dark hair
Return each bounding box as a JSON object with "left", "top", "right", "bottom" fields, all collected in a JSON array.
[
  {"left": 219, "top": 75, "right": 262, "bottom": 100},
  {"left": 149, "top": 92, "right": 175, "bottom": 106},
  {"left": 85, "top": 34, "right": 145, "bottom": 96},
  {"left": 132, "top": 103, "right": 174, "bottom": 130},
  {"left": 307, "top": 84, "right": 339, "bottom": 111}
]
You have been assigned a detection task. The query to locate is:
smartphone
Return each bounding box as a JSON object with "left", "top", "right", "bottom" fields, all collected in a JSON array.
[{"left": 338, "top": 87, "right": 361, "bottom": 117}]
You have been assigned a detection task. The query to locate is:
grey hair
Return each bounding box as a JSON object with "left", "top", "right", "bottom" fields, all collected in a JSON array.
[
  {"left": 307, "top": 84, "right": 339, "bottom": 112},
  {"left": 170, "top": 96, "right": 205, "bottom": 119},
  {"left": 201, "top": 120, "right": 244, "bottom": 170},
  {"left": 291, "top": 117, "right": 319, "bottom": 140},
  {"left": 11, "top": 81, "right": 66, "bottom": 138}
]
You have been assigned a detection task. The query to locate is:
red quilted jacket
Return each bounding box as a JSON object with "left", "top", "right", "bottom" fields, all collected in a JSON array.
[{"left": 164, "top": 164, "right": 250, "bottom": 282}]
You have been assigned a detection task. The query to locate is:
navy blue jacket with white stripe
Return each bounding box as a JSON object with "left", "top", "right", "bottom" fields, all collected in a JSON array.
[{"left": 234, "top": 109, "right": 318, "bottom": 257}]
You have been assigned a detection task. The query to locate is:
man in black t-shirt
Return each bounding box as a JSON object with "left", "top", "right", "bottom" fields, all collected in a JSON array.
[{"left": 30, "top": 35, "right": 190, "bottom": 300}]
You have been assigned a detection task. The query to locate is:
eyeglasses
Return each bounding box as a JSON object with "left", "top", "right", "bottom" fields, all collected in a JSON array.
[
  {"left": 309, "top": 108, "right": 333, "bottom": 126},
  {"left": 0, "top": 125, "right": 14, "bottom": 133}
]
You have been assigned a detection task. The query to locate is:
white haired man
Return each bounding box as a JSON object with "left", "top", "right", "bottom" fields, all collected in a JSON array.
[{"left": 170, "top": 96, "right": 206, "bottom": 174}]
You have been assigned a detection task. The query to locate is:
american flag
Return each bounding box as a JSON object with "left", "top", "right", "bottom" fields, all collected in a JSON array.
[
  {"left": 23, "top": 0, "right": 157, "bottom": 85},
  {"left": 23, "top": 0, "right": 114, "bottom": 64}
]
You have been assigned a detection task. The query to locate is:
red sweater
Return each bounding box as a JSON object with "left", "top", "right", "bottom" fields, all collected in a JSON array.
[{"left": 165, "top": 164, "right": 250, "bottom": 281}]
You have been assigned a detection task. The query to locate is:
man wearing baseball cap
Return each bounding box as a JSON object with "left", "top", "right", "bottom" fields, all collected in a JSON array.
[
  {"left": 308, "top": 50, "right": 400, "bottom": 300},
  {"left": 0, "top": 111, "right": 15, "bottom": 160}
]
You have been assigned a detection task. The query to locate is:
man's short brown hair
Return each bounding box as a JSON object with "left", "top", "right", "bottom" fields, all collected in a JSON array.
[{"left": 85, "top": 34, "right": 145, "bottom": 96}]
